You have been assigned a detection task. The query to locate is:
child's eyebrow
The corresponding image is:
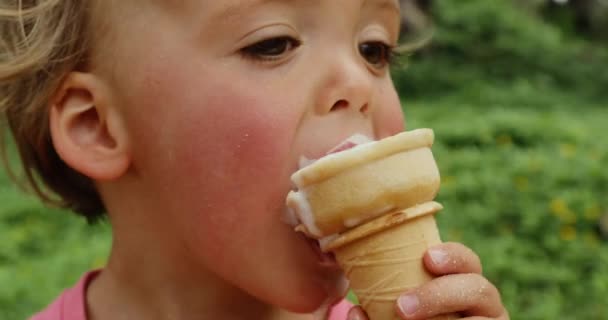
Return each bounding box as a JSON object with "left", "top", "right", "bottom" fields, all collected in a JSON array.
[
  {"left": 214, "top": 0, "right": 399, "bottom": 21},
  {"left": 367, "top": 0, "right": 400, "bottom": 14},
  {"left": 215, "top": 0, "right": 321, "bottom": 21}
]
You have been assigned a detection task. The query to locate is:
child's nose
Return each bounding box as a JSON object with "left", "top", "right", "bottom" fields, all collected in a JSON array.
[{"left": 314, "top": 56, "right": 374, "bottom": 116}]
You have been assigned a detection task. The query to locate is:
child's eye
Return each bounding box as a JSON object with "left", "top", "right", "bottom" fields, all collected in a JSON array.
[
  {"left": 241, "top": 36, "right": 301, "bottom": 61},
  {"left": 359, "top": 41, "right": 398, "bottom": 69}
]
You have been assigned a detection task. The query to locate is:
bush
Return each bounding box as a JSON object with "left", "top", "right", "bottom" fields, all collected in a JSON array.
[
  {"left": 394, "top": 0, "right": 608, "bottom": 104},
  {"left": 405, "top": 102, "right": 608, "bottom": 320}
]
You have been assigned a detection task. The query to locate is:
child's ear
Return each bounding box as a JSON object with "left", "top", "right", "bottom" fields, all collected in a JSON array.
[{"left": 49, "top": 72, "right": 131, "bottom": 181}]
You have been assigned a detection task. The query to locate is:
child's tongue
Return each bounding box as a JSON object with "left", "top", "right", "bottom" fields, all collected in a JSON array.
[
  {"left": 297, "top": 133, "right": 374, "bottom": 169},
  {"left": 325, "top": 133, "right": 373, "bottom": 155},
  {"left": 326, "top": 141, "right": 358, "bottom": 155}
]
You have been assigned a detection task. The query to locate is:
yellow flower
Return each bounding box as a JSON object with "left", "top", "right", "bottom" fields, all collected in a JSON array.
[
  {"left": 559, "top": 225, "right": 577, "bottom": 241},
  {"left": 550, "top": 198, "right": 577, "bottom": 224},
  {"left": 550, "top": 199, "right": 566, "bottom": 214}
]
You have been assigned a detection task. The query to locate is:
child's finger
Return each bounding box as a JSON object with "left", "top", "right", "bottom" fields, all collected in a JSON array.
[
  {"left": 423, "top": 242, "right": 483, "bottom": 276},
  {"left": 395, "top": 273, "right": 504, "bottom": 319},
  {"left": 346, "top": 306, "right": 369, "bottom": 320}
]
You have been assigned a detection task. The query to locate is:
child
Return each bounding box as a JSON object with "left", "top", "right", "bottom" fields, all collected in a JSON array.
[{"left": 1, "top": 1, "right": 509, "bottom": 319}]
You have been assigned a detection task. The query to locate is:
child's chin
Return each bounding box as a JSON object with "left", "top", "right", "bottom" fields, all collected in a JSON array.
[
  {"left": 275, "top": 271, "right": 349, "bottom": 314},
  {"left": 278, "top": 294, "right": 340, "bottom": 315}
]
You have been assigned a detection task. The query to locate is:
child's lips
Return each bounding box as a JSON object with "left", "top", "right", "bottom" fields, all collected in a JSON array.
[
  {"left": 324, "top": 134, "right": 373, "bottom": 155},
  {"left": 297, "top": 133, "right": 374, "bottom": 170},
  {"left": 300, "top": 233, "right": 339, "bottom": 268},
  {"left": 288, "top": 133, "right": 375, "bottom": 265}
]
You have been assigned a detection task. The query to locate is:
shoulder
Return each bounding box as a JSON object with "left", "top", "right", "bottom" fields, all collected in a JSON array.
[
  {"left": 28, "top": 270, "right": 101, "bottom": 320},
  {"left": 327, "top": 299, "right": 354, "bottom": 320}
]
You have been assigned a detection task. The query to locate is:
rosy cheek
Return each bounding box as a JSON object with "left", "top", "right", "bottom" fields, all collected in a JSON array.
[
  {"left": 120, "top": 55, "right": 297, "bottom": 227},
  {"left": 170, "top": 92, "right": 296, "bottom": 254},
  {"left": 184, "top": 94, "right": 293, "bottom": 180},
  {"left": 168, "top": 76, "right": 296, "bottom": 206}
]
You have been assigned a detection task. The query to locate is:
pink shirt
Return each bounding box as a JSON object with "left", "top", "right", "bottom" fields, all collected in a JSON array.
[
  {"left": 327, "top": 299, "right": 352, "bottom": 320},
  {"left": 29, "top": 271, "right": 353, "bottom": 320},
  {"left": 29, "top": 271, "right": 100, "bottom": 320}
]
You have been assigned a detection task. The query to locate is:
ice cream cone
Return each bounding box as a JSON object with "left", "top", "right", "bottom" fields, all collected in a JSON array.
[
  {"left": 285, "top": 129, "right": 459, "bottom": 319},
  {"left": 323, "top": 202, "right": 459, "bottom": 320},
  {"left": 287, "top": 129, "right": 440, "bottom": 239}
]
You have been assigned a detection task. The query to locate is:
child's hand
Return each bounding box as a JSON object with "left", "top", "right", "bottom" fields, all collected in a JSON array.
[{"left": 346, "top": 243, "right": 509, "bottom": 320}]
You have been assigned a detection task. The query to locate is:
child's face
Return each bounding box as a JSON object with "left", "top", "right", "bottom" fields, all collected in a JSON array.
[{"left": 103, "top": 0, "right": 403, "bottom": 312}]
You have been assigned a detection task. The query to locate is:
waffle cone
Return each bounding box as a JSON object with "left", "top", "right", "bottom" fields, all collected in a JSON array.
[
  {"left": 287, "top": 129, "right": 440, "bottom": 238},
  {"left": 323, "top": 202, "right": 459, "bottom": 320}
]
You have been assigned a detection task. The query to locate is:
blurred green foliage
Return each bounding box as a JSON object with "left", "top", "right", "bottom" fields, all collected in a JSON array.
[
  {"left": 407, "top": 104, "right": 608, "bottom": 320},
  {"left": 395, "top": 0, "right": 608, "bottom": 105},
  {"left": 393, "top": 1, "right": 608, "bottom": 319},
  {"left": 1, "top": 0, "right": 607, "bottom": 319},
  {"left": 0, "top": 138, "right": 110, "bottom": 318}
]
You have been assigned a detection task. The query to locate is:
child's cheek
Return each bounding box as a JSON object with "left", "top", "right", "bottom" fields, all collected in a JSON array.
[
  {"left": 184, "top": 94, "right": 293, "bottom": 182},
  {"left": 166, "top": 78, "right": 297, "bottom": 216},
  {"left": 120, "top": 56, "right": 299, "bottom": 232},
  {"left": 169, "top": 89, "right": 298, "bottom": 256}
]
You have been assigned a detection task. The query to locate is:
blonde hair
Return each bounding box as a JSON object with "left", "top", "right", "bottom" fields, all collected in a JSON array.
[{"left": 0, "top": 0, "right": 105, "bottom": 221}]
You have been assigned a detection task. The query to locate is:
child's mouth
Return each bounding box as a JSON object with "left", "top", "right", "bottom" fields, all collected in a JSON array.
[
  {"left": 288, "top": 133, "right": 374, "bottom": 267},
  {"left": 301, "top": 233, "right": 339, "bottom": 267},
  {"left": 325, "top": 134, "right": 373, "bottom": 154},
  {"left": 297, "top": 133, "right": 374, "bottom": 170},
  {"left": 284, "top": 133, "right": 375, "bottom": 228}
]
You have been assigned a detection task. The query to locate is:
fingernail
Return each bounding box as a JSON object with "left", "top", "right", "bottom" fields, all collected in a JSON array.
[
  {"left": 429, "top": 248, "right": 447, "bottom": 266},
  {"left": 347, "top": 308, "right": 366, "bottom": 320},
  {"left": 397, "top": 294, "right": 419, "bottom": 316}
]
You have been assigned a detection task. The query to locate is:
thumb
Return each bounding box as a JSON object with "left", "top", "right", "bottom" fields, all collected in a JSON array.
[{"left": 346, "top": 306, "right": 369, "bottom": 320}]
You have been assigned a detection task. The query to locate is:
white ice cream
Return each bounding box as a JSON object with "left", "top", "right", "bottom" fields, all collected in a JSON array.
[{"left": 286, "top": 134, "right": 375, "bottom": 238}]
